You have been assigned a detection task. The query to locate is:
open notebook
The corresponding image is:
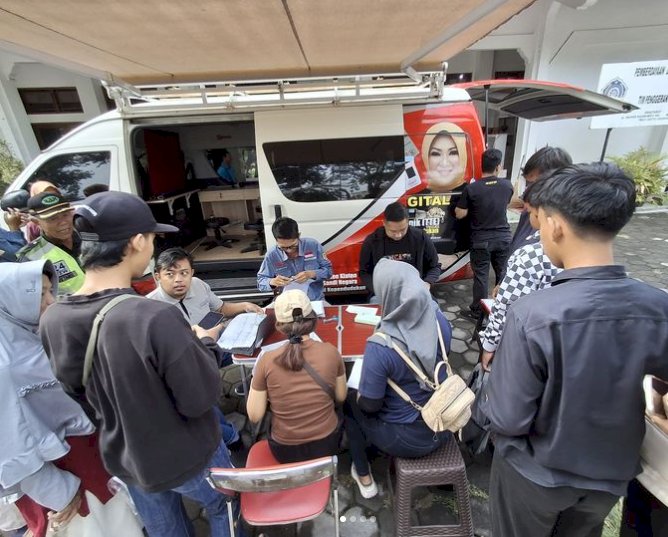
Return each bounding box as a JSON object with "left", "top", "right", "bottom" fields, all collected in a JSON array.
[{"left": 217, "top": 312, "right": 274, "bottom": 355}]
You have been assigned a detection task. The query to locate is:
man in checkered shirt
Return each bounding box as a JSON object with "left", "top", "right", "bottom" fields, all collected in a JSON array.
[{"left": 480, "top": 180, "right": 561, "bottom": 370}]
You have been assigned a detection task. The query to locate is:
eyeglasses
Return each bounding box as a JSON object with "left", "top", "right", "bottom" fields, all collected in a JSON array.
[
  {"left": 161, "top": 269, "right": 193, "bottom": 279},
  {"left": 277, "top": 241, "right": 300, "bottom": 253}
]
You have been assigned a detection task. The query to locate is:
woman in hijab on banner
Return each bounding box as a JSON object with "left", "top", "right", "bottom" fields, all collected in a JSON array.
[
  {"left": 415, "top": 122, "right": 472, "bottom": 259},
  {"left": 343, "top": 258, "right": 453, "bottom": 499},
  {"left": 0, "top": 261, "right": 116, "bottom": 537}
]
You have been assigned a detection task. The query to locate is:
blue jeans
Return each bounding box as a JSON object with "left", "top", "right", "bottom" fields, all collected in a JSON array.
[
  {"left": 128, "top": 441, "right": 237, "bottom": 537},
  {"left": 214, "top": 406, "right": 240, "bottom": 446},
  {"left": 344, "top": 392, "right": 451, "bottom": 476}
]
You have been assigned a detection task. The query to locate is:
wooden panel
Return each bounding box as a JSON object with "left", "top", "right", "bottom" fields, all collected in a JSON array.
[{"left": 199, "top": 188, "right": 260, "bottom": 202}]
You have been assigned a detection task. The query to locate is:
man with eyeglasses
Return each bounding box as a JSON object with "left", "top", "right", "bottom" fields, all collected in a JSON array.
[
  {"left": 148, "top": 247, "right": 262, "bottom": 325},
  {"left": 257, "top": 217, "right": 332, "bottom": 301}
]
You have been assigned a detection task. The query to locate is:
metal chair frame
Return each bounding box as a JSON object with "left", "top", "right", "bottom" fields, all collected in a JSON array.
[{"left": 208, "top": 455, "right": 339, "bottom": 537}]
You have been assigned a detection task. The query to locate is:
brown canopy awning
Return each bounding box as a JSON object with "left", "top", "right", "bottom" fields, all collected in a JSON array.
[{"left": 0, "top": 0, "right": 535, "bottom": 85}]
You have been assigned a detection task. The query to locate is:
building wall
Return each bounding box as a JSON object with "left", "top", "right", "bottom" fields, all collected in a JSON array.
[
  {"left": 472, "top": 0, "right": 668, "bottom": 175},
  {"left": 0, "top": 51, "right": 108, "bottom": 164}
]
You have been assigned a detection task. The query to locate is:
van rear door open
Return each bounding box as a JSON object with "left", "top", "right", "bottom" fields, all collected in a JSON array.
[{"left": 453, "top": 80, "right": 637, "bottom": 121}]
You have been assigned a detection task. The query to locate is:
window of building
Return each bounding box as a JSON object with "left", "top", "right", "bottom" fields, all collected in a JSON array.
[
  {"left": 23, "top": 151, "right": 111, "bottom": 200},
  {"left": 264, "top": 136, "right": 405, "bottom": 202},
  {"left": 19, "top": 87, "right": 83, "bottom": 114},
  {"left": 31, "top": 123, "right": 82, "bottom": 150}
]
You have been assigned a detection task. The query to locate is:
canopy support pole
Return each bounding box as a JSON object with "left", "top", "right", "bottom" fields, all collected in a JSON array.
[
  {"left": 599, "top": 128, "right": 613, "bottom": 162},
  {"left": 484, "top": 85, "right": 490, "bottom": 147}
]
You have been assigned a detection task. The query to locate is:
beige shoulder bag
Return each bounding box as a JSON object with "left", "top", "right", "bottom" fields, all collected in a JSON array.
[{"left": 376, "top": 324, "right": 474, "bottom": 433}]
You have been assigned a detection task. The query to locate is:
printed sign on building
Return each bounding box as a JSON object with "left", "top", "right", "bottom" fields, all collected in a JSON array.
[{"left": 591, "top": 60, "right": 668, "bottom": 129}]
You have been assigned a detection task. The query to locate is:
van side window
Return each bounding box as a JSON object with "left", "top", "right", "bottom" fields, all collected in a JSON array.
[
  {"left": 23, "top": 151, "right": 111, "bottom": 200},
  {"left": 264, "top": 136, "right": 404, "bottom": 202}
]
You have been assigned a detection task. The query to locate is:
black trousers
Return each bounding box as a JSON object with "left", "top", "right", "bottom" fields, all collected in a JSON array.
[
  {"left": 268, "top": 419, "right": 342, "bottom": 464},
  {"left": 620, "top": 479, "right": 668, "bottom": 536},
  {"left": 490, "top": 453, "right": 619, "bottom": 537},
  {"left": 469, "top": 238, "right": 511, "bottom": 312}
]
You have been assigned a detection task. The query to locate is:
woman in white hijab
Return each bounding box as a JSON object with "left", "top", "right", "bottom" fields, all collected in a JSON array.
[
  {"left": 0, "top": 261, "right": 113, "bottom": 537},
  {"left": 344, "top": 259, "right": 453, "bottom": 498}
]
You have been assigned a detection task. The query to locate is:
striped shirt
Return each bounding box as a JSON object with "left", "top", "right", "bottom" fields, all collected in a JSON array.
[{"left": 480, "top": 232, "right": 561, "bottom": 352}]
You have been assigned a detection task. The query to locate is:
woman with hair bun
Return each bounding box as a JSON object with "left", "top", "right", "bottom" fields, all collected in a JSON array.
[{"left": 247, "top": 290, "right": 347, "bottom": 463}]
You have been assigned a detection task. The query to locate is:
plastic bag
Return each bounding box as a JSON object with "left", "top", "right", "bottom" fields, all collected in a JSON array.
[
  {"left": 45, "top": 491, "right": 143, "bottom": 537},
  {"left": 459, "top": 363, "right": 492, "bottom": 456}
]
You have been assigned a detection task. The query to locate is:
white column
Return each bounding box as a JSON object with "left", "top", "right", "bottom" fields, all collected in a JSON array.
[{"left": 0, "top": 72, "right": 40, "bottom": 163}]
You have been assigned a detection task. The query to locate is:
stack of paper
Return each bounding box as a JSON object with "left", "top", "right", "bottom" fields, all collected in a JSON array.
[
  {"left": 347, "top": 360, "right": 364, "bottom": 389},
  {"left": 346, "top": 305, "right": 378, "bottom": 316},
  {"left": 311, "top": 300, "right": 325, "bottom": 317},
  {"left": 217, "top": 312, "right": 272, "bottom": 355},
  {"left": 354, "top": 313, "right": 381, "bottom": 326},
  {"left": 284, "top": 279, "right": 315, "bottom": 293}
]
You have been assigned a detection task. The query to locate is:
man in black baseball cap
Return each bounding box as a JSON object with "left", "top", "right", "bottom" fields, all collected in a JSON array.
[
  {"left": 41, "top": 191, "right": 238, "bottom": 536},
  {"left": 74, "top": 191, "right": 178, "bottom": 241},
  {"left": 17, "top": 192, "right": 83, "bottom": 293}
]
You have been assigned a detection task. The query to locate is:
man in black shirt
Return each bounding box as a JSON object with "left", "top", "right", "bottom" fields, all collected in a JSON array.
[
  {"left": 359, "top": 202, "right": 440, "bottom": 297},
  {"left": 484, "top": 163, "right": 668, "bottom": 537},
  {"left": 455, "top": 149, "right": 513, "bottom": 318}
]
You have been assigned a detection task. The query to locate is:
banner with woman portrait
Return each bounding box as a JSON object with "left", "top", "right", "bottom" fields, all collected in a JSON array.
[{"left": 402, "top": 103, "right": 484, "bottom": 251}]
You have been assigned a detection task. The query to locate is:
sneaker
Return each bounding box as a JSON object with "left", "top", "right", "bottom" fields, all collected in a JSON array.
[
  {"left": 461, "top": 309, "right": 481, "bottom": 321},
  {"left": 350, "top": 464, "right": 378, "bottom": 499}
]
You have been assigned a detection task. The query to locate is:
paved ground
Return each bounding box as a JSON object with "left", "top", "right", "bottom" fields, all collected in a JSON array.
[
  {"left": 0, "top": 214, "right": 664, "bottom": 537},
  {"left": 193, "top": 211, "right": 668, "bottom": 536}
]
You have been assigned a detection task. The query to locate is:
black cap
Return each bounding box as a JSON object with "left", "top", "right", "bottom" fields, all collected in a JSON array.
[
  {"left": 1, "top": 189, "right": 30, "bottom": 211},
  {"left": 27, "top": 192, "right": 73, "bottom": 219},
  {"left": 74, "top": 191, "right": 178, "bottom": 241}
]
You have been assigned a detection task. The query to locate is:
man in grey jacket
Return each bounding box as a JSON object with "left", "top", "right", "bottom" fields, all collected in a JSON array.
[{"left": 484, "top": 163, "right": 668, "bottom": 537}]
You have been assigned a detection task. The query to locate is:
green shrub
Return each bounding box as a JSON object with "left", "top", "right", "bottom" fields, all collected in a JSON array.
[
  {"left": 609, "top": 148, "right": 668, "bottom": 206},
  {"left": 0, "top": 139, "right": 24, "bottom": 196}
]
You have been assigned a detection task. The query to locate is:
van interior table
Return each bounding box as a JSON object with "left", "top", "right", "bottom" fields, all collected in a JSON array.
[
  {"left": 146, "top": 189, "right": 200, "bottom": 216},
  {"left": 192, "top": 187, "right": 262, "bottom": 262}
]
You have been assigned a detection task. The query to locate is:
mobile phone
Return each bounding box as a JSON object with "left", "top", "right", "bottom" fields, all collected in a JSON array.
[{"left": 198, "top": 312, "right": 225, "bottom": 330}]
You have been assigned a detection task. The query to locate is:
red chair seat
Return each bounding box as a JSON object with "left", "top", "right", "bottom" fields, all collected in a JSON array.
[{"left": 241, "top": 440, "right": 332, "bottom": 525}]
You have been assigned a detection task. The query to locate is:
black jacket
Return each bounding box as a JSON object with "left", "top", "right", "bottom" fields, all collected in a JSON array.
[
  {"left": 359, "top": 226, "right": 441, "bottom": 295},
  {"left": 41, "top": 288, "right": 223, "bottom": 493},
  {"left": 485, "top": 266, "right": 668, "bottom": 494},
  {"left": 508, "top": 210, "right": 536, "bottom": 254}
]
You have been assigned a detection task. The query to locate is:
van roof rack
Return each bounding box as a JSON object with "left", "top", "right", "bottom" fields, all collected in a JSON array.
[{"left": 104, "top": 70, "right": 464, "bottom": 114}]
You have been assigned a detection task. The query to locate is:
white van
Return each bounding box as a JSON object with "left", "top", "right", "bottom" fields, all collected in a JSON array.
[{"left": 3, "top": 76, "right": 632, "bottom": 298}]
